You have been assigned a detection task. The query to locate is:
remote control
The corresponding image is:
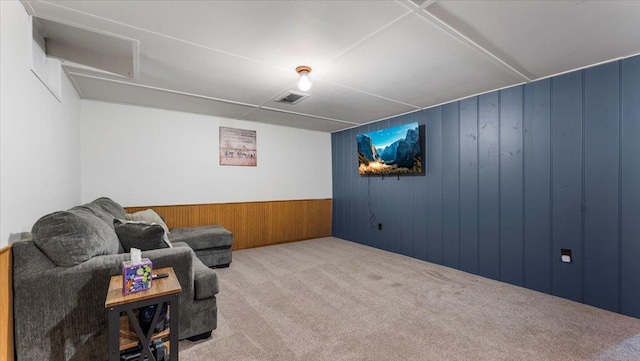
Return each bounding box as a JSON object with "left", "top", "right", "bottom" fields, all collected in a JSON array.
[{"left": 152, "top": 273, "right": 169, "bottom": 279}]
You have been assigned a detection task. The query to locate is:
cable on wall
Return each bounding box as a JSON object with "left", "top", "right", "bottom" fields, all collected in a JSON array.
[{"left": 367, "top": 175, "right": 377, "bottom": 229}]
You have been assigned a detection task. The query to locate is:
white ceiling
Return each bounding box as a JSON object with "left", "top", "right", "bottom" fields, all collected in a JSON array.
[{"left": 21, "top": 0, "right": 640, "bottom": 132}]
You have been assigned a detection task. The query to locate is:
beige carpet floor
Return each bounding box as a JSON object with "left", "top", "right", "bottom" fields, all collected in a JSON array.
[{"left": 178, "top": 237, "right": 640, "bottom": 360}]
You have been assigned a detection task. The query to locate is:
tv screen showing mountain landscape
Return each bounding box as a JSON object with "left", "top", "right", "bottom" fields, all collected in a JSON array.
[{"left": 357, "top": 122, "right": 422, "bottom": 175}]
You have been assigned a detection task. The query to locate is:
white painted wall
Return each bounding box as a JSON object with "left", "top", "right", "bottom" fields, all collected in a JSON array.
[
  {"left": 0, "top": 1, "right": 82, "bottom": 247},
  {"left": 81, "top": 101, "right": 332, "bottom": 206}
]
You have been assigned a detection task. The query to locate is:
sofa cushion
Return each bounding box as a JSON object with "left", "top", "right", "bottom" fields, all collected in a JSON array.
[
  {"left": 127, "top": 209, "right": 170, "bottom": 234},
  {"left": 114, "top": 219, "right": 171, "bottom": 252},
  {"left": 94, "top": 197, "right": 127, "bottom": 219},
  {"left": 32, "top": 210, "right": 120, "bottom": 267},
  {"left": 69, "top": 205, "right": 125, "bottom": 253},
  {"left": 168, "top": 225, "right": 233, "bottom": 250},
  {"left": 70, "top": 203, "right": 116, "bottom": 229}
]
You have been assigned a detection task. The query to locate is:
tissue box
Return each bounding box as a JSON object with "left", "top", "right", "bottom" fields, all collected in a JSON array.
[{"left": 122, "top": 258, "right": 153, "bottom": 294}]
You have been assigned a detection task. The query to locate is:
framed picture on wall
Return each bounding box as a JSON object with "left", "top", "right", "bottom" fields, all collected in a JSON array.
[{"left": 219, "top": 126, "right": 257, "bottom": 166}]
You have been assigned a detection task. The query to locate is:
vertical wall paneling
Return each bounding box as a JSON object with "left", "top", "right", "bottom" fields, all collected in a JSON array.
[
  {"left": 375, "top": 120, "right": 391, "bottom": 252},
  {"left": 413, "top": 111, "right": 429, "bottom": 260},
  {"left": 551, "top": 72, "right": 584, "bottom": 303},
  {"left": 499, "top": 86, "right": 524, "bottom": 286},
  {"left": 0, "top": 246, "right": 14, "bottom": 361},
  {"left": 400, "top": 114, "right": 416, "bottom": 257},
  {"left": 340, "top": 130, "right": 348, "bottom": 240},
  {"left": 336, "top": 132, "right": 345, "bottom": 238},
  {"left": 386, "top": 117, "right": 403, "bottom": 254},
  {"left": 331, "top": 133, "right": 339, "bottom": 236},
  {"left": 341, "top": 130, "right": 349, "bottom": 240},
  {"left": 398, "top": 175, "right": 415, "bottom": 255},
  {"left": 363, "top": 125, "right": 376, "bottom": 247},
  {"left": 340, "top": 130, "right": 349, "bottom": 241},
  {"left": 351, "top": 128, "right": 360, "bottom": 244},
  {"left": 246, "top": 202, "right": 265, "bottom": 248},
  {"left": 426, "top": 107, "right": 443, "bottom": 264},
  {"left": 583, "top": 62, "right": 620, "bottom": 312},
  {"left": 621, "top": 55, "right": 640, "bottom": 317},
  {"left": 442, "top": 103, "right": 460, "bottom": 269},
  {"left": 331, "top": 56, "right": 640, "bottom": 318},
  {"left": 369, "top": 123, "right": 382, "bottom": 250},
  {"left": 126, "top": 199, "right": 332, "bottom": 250},
  {"left": 267, "top": 202, "right": 284, "bottom": 242},
  {"left": 523, "top": 79, "right": 552, "bottom": 294},
  {"left": 355, "top": 126, "right": 368, "bottom": 247},
  {"left": 345, "top": 128, "right": 356, "bottom": 243},
  {"left": 478, "top": 92, "right": 501, "bottom": 280},
  {"left": 459, "top": 97, "right": 480, "bottom": 274}
]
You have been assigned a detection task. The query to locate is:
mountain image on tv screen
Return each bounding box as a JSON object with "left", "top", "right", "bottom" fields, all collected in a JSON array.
[{"left": 357, "top": 122, "right": 422, "bottom": 175}]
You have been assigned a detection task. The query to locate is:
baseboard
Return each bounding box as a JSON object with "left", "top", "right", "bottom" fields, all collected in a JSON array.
[
  {"left": 0, "top": 245, "right": 14, "bottom": 361},
  {"left": 125, "top": 198, "right": 332, "bottom": 250}
]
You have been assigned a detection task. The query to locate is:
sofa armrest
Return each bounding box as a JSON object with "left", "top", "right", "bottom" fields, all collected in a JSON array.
[
  {"left": 13, "top": 253, "right": 123, "bottom": 359},
  {"left": 142, "top": 246, "right": 196, "bottom": 301}
]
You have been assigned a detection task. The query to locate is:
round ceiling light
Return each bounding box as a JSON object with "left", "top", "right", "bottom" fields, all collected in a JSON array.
[{"left": 296, "top": 65, "right": 312, "bottom": 91}]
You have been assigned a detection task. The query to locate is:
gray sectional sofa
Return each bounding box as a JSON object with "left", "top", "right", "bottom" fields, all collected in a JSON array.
[{"left": 12, "top": 198, "right": 221, "bottom": 361}]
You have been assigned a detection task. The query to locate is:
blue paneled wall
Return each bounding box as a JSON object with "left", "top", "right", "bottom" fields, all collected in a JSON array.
[{"left": 331, "top": 55, "right": 640, "bottom": 318}]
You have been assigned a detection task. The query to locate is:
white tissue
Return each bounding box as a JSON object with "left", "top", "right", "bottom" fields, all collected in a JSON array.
[{"left": 131, "top": 247, "right": 142, "bottom": 264}]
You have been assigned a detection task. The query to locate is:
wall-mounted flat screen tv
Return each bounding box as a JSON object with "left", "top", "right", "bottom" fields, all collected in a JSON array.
[{"left": 357, "top": 122, "right": 423, "bottom": 175}]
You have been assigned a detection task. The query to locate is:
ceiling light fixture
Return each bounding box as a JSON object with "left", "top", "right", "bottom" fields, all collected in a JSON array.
[{"left": 296, "top": 65, "right": 312, "bottom": 91}]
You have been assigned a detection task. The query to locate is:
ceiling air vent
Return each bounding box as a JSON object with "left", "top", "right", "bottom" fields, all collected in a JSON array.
[{"left": 274, "top": 90, "right": 309, "bottom": 105}]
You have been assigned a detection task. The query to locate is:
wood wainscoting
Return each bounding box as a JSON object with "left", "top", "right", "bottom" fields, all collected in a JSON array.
[
  {"left": 125, "top": 199, "right": 332, "bottom": 250},
  {"left": 0, "top": 245, "right": 14, "bottom": 361}
]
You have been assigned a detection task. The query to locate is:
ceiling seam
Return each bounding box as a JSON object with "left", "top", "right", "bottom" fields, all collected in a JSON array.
[
  {"left": 337, "top": 107, "right": 426, "bottom": 133},
  {"left": 68, "top": 72, "right": 260, "bottom": 108},
  {"left": 316, "top": 78, "right": 422, "bottom": 110},
  {"left": 253, "top": 82, "right": 305, "bottom": 113},
  {"left": 527, "top": 52, "right": 640, "bottom": 83},
  {"left": 249, "top": 80, "right": 376, "bottom": 126},
  {"left": 36, "top": 0, "right": 442, "bottom": 120},
  {"left": 37, "top": 1, "right": 294, "bottom": 75},
  {"left": 238, "top": 108, "right": 260, "bottom": 122},
  {"left": 330, "top": 48, "right": 640, "bottom": 134},
  {"left": 230, "top": 78, "right": 421, "bottom": 128},
  {"left": 397, "top": 0, "right": 437, "bottom": 12},
  {"left": 313, "top": 8, "right": 414, "bottom": 73},
  {"left": 418, "top": 81, "right": 526, "bottom": 111},
  {"left": 240, "top": 77, "right": 363, "bottom": 125},
  {"left": 36, "top": 0, "right": 458, "bottom": 111},
  {"left": 203, "top": 1, "right": 420, "bottom": 116},
  {"left": 417, "top": 9, "right": 532, "bottom": 82},
  {"left": 70, "top": 71, "right": 357, "bottom": 126},
  {"left": 258, "top": 106, "right": 359, "bottom": 126},
  {"left": 233, "top": 80, "right": 354, "bottom": 125},
  {"left": 329, "top": 78, "right": 528, "bottom": 133},
  {"left": 420, "top": 1, "right": 438, "bottom": 10}
]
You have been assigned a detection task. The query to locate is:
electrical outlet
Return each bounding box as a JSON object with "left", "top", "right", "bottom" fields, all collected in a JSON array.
[
  {"left": 378, "top": 223, "right": 382, "bottom": 230},
  {"left": 561, "top": 248, "right": 572, "bottom": 263}
]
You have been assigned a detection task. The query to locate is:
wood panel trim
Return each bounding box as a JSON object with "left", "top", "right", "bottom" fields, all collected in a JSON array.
[
  {"left": 0, "top": 245, "right": 14, "bottom": 361},
  {"left": 125, "top": 199, "right": 332, "bottom": 250}
]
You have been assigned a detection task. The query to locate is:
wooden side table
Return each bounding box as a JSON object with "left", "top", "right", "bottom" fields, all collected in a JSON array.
[{"left": 105, "top": 267, "right": 182, "bottom": 361}]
